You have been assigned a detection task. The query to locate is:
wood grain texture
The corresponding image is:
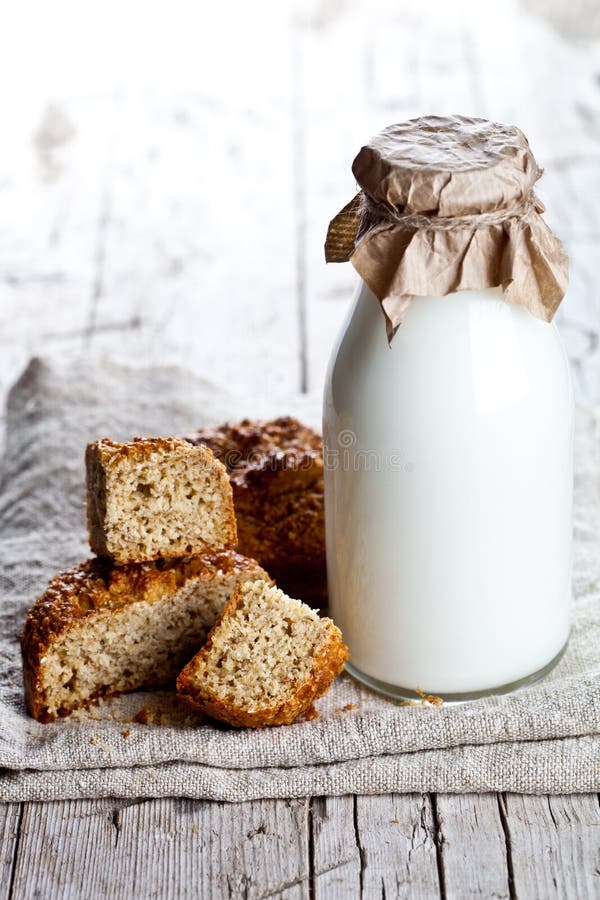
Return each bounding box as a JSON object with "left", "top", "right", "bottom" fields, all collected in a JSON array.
[
  {"left": 0, "top": 803, "right": 21, "bottom": 900},
  {"left": 309, "top": 796, "right": 360, "bottom": 897},
  {"left": 116, "top": 796, "right": 310, "bottom": 900},
  {"left": 435, "top": 794, "right": 511, "bottom": 899},
  {"left": 85, "top": 86, "right": 302, "bottom": 401},
  {"left": 8, "top": 797, "right": 311, "bottom": 900},
  {"left": 6, "top": 794, "right": 600, "bottom": 899},
  {"left": 502, "top": 793, "right": 600, "bottom": 900},
  {"left": 8, "top": 799, "right": 123, "bottom": 900},
  {"left": 352, "top": 793, "right": 441, "bottom": 898}
]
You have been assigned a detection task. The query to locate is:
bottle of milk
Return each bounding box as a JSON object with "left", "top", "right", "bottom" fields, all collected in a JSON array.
[{"left": 323, "top": 116, "right": 573, "bottom": 700}]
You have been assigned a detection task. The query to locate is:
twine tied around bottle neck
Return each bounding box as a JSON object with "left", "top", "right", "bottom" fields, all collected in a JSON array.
[
  {"left": 362, "top": 192, "right": 541, "bottom": 232},
  {"left": 325, "top": 191, "right": 543, "bottom": 264}
]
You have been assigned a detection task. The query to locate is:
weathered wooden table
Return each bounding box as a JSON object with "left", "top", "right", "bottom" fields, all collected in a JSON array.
[{"left": 1, "top": 2, "right": 599, "bottom": 896}]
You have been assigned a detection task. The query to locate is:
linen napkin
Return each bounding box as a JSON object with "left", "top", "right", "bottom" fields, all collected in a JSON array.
[{"left": 0, "top": 356, "right": 598, "bottom": 802}]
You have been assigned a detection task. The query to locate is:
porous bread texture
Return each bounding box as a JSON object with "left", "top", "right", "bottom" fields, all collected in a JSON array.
[
  {"left": 176, "top": 579, "right": 349, "bottom": 727},
  {"left": 185, "top": 417, "right": 326, "bottom": 603},
  {"left": 86, "top": 436, "right": 237, "bottom": 565},
  {"left": 21, "top": 552, "right": 269, "bottom": 722}
]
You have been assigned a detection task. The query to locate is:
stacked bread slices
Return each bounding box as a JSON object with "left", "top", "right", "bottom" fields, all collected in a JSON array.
[{"left": 21, "top": 433, "right": 347, "bottom": 726}]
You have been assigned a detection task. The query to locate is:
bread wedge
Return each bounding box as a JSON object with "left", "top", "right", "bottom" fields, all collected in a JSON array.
[{"left": 176, "top": 579, "right": 348, "bottom": 727}]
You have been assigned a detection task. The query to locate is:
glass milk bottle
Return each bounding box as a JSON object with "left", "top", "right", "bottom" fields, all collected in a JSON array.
[{"left": 323, "top": 116, "right": 573, "bottom": 700}]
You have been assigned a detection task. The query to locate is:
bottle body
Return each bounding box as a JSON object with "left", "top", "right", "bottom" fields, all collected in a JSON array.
[{"left": 323, "top": 282, "right": 573, "bottom": 698}]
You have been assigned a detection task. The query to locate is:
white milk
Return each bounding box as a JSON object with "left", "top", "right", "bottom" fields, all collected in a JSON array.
[{"left": 323, "top": 282, "right": 573, "bottom": 698}]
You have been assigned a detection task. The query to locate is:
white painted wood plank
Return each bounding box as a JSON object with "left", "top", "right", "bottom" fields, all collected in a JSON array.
[
  {"left": 435, "top": 794, "right": 510, "bottom": 899},
  {"left": 9, "top": 797, "right": 310, "bottom": 900},
  {"left": 0, "top": 8, "right": 302, "bottom": 411},
  {"left": 83, "top": 14, "right": 301, "bottom": 400},
  {"left": 310, "top": 796, "right": 361, "bottom": 898},
  {"left": 299, "top": 6, "right": 382, "bottom": 395},
  {"left": 503, "top": 793, "right": 600, "bottom": 900},
  {"left": 0, "top": 803, "right": 21, "bottom": 900},
  {"left": 353, "top": 793, "right": 441, "bottom": 898},
  {"left": 0, "top": 97, "right": 117, "bottom": 410},
  {"left": 9, "top": 799, "right": 118, "bottom": 899}
]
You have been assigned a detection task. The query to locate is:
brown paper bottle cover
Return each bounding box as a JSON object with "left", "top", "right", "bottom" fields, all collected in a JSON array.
[{"left": 325, "top": 116, "right": 568, "bottom": 340}]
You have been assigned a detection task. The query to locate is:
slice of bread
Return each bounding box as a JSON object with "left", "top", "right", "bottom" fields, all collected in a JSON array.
[
  {"left": 185, "top": 417, "right": 326, "bottom": 603},
  {"left": 86, "top": 437, "right": 237, "bottom": 565},
  {"left": 176, "top": 579, "right": 348, "bottom": 727},
  {"left": 21, "top": 552, "right": 269, "bottom": 722}
]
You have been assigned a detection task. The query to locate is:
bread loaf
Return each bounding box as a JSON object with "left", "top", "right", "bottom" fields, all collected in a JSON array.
[
  {"left": 185, "top": 417, "right": 326, "bottom": 602},
  {"left": 22, "top": 552, "right": 269, "bottom": 722}
]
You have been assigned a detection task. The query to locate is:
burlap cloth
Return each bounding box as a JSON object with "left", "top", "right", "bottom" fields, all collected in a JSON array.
[{"left": 0, "top": 357, "right": 598, "bottom": 802}]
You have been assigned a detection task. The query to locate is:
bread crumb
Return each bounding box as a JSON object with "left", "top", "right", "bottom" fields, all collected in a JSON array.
[
  {"left": 133, "top": 706, "right": 161, "bottom": 726},
  {"left": 343, "top": 703, "right": 357, "bottom": 711},
  {"left": 121, "top": 728, "right": 131, "bottom": 739},
  {"left": 302, "top": 705, "right": 319, "bottom": 721},
  {"left": 416, "top": 688, "right": 444, "bottom": 708}
]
